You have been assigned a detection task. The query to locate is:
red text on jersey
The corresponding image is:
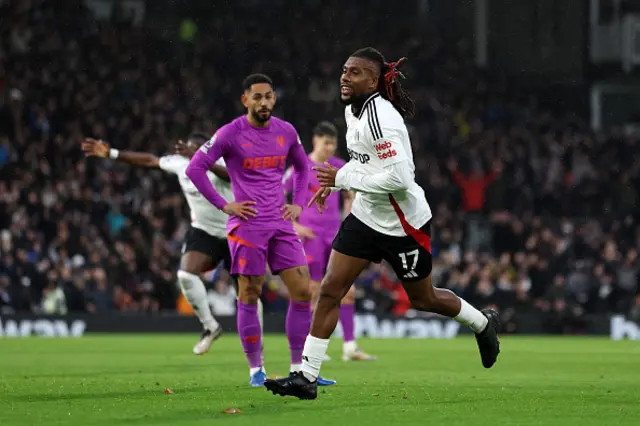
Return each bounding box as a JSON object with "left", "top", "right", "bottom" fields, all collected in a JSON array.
[
  {"left": 243, "top": 155, "right": 286, "bottom": 169},
  {"left": 378, "top": 149, "right": 397, "bottom": 160},
  {"left": 375, "top": 141, "right": 393, "bottom": 152}
]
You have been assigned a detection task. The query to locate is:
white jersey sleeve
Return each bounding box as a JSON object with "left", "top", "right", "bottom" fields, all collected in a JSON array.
[
  {"left": 159, "top": 155, "right": 186, "bottom": 174},
  {"left": 337, "top": 93, "right": 431, "bottom": 237},
  {"left": 159, "top": 154, "right": 231, "bottom": 239}
]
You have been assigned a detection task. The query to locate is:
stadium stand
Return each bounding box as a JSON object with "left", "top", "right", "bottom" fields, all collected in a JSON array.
[{"left": 0, "top": 0, "right": 638, "bottom": 333}]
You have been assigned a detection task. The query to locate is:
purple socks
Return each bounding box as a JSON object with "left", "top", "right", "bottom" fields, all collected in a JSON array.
[
  {"left": 286, "top": 300, "right": 311, "bottom": 365},
  {"left": 340, "top": 304, "right": 356, "bottom": 342},
  {"left": 237, "top": 300, "right": 262, "bottom": 368}
]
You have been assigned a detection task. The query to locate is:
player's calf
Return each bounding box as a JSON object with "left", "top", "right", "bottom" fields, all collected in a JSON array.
[
  {"left": 279, "top": 266, "right": 313, "bottom": 372},
  {"left": 176, "top": 269, "right": 222, "bottom": 355},
  {"left": 237, "top": 275, "right": 267, "bottom": 381},
  {"left": 403, "top": 275, "right": 500, "bottom": 368},
  {"left": 338, "top": 286, "right": 376, "bottom": 361}
]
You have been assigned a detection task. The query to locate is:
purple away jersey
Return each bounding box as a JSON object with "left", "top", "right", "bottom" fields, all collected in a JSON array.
[{"left": 186, "top": 116, "right": 310, "bottom": 275}]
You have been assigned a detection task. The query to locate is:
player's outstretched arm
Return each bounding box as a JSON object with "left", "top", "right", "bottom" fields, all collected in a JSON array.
[{"left": 81, "top": 138, "right": 160, "bottom": 168}]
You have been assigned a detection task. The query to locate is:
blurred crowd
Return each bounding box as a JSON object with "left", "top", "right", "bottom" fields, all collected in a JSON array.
[{"left": 0, "top": 1, "right": 638, "bottom": 332}]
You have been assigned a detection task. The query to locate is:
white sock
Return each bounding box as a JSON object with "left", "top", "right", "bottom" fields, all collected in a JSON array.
[
  {"left": 290, "top": 363, "right": 302, "bottom": 372},
  {"left": 257, "top": 298, "right": 264, "bottom": 335},
  {"left": 177, "top": 270, "right": 219, "bottom": 331},
  {"left": 249, "top": 366, "right": 265, "bottom": 376},
  {"left": 454, "top": 298, "right": 488, "bottom": 333},
  {"left": 301, "top": 335, "right": 329, "bottom": 381},
  {"left": 343, "top": 340, "right": 357, "bottom": 355}
]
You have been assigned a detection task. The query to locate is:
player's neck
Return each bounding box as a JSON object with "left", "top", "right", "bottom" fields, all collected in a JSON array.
[
  {"left": 350, "top": 91, "right": 378, "bottom": 117},
  {"left": 246, "top": 114, "right": 270, "bottom": 129},
  {"left": 309, "top": 151, "right": 330, "bottom": 164}
]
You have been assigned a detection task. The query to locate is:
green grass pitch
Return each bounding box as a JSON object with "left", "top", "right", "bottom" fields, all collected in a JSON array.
[{"left": 0, "top": 335, "right": 638, "bottom": 425}]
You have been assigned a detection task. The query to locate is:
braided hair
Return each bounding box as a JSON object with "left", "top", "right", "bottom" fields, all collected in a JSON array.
[{"left": 351, "top": 47, "right": 415, "bottom": 119}]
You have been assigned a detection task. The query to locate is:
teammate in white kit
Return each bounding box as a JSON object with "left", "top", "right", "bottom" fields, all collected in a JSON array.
[
  {"left": 265, "top": 47, "right": 501, "bottom": 400},
  {"left": 81, "top": 134, "right": 264, "bottom": 355}
]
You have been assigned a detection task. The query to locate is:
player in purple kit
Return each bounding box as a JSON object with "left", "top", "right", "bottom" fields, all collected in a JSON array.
[
  {"left": 186, "top": 74, "right": 335, "bottom": 387},
  {"left": 283, "top": 121, "right": 376, "bottom": 362}
]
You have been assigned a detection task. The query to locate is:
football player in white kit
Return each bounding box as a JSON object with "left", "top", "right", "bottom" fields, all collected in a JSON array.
[
  {"left": 265, "top": 47, "right": 501, "bottom": 400},
  {"left": 81, "top": 133, "right": 264, "bottom": 355}
]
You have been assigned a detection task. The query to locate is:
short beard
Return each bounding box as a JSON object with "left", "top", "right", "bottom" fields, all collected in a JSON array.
[
  {"left": 343, "top": 92, "right": 369, "bottom": 115},
  {"left": 251, "top": 109, "right": 271, "bottom": 123}
]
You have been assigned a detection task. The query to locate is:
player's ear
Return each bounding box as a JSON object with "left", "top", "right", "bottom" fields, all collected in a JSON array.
[
  {"left": 369, "top": 74, "right": 379, "bottom": 92},
  {"left": 241, "top": 93, "right": 249, "bottom": 108}
]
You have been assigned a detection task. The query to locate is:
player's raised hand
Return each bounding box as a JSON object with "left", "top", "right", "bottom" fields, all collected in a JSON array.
[
  {"left": 175, "top": 140, "right": 197, "bottom": 158},
  {"left": 312, "top": 162, "right": 339, "bottom": 187},
  {"left": 293, "top": 221, "right": 316, "bottom": 240},
  {"left": 81, "top": 138, "right": 110, "bottom": 157},
  {"left": 223, "top": 201, "right": 258, "bottom": 220},
  {"left": 281, "top": 204, "right": 302, "bottom": 222},
  {"left": 308, "top": 187, "right": 331, "bottom": 214}
]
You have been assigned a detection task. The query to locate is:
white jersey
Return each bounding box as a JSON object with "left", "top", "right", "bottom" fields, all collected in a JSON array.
[
  {"left": 337, "top": 93, "right": 431, "bottom": 237},
  {"left": 158, "top": 155, "right": 233, "bottom": 239}
]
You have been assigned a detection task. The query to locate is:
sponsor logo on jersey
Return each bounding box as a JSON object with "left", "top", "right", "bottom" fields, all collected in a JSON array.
[
  {"left": 200, "top": 134, "right": 217, "bottom": 154},
  {"left": 348, "top": 148, "right": 370, "bottom": 164},
  {"left": 375, "top": 141, "right": 393, "bottom": 152},
  {"left": 243, "top": 155, "right": 286, "bottom": 169},
  {"left": 377, "top": 149, "right": 397, "bottom": 160}
]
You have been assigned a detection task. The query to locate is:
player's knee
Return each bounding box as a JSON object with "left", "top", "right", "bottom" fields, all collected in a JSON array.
[
  {"left": 341, "top": 285, "right": 356, "bottom": 304},
  {"left": 237, "top": 278, "right": 262, "bottom": 304},
  {"left": 179, "top": 253, "right": 210, "bottom": 275},
  {"left": 309, "top": 280, "right": 321, "bottom": 303},
  {"left": 289, "top": 284, "right": 312, "bottom": 303},
  {"left": 177, "top": 270, "right": 200, "bottom": 291},
  {"left": 317, "top": 275, "right": 345, "bottom": 305}
]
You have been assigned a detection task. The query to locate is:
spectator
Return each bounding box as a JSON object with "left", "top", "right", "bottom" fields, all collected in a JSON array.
[{"left": 0, "top": 1, "right": 638, "bottom": 328}]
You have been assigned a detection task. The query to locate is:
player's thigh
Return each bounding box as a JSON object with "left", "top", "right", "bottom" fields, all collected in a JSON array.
[
  {"left": 227, "top": 225, "right": 269, "bottom": 277},
  {"left": 324, "top": 214, "right": 381, "bottom": 300},
  {"left": 236, "top": 274, "right": 265, "bottom": 304},
  {"left": 179, "top": 227, "right": 220, "bottom": 274},
  {"left": 320, "top": 250, "right": 369, "bottom": 302},
  {"left": 267, "top": 226, "right": 308, "bottom": 276}
]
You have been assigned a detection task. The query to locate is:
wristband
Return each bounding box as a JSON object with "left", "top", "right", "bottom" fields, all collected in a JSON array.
[{"left": 109, "top": 149, "right": 119, "bottom": 159}]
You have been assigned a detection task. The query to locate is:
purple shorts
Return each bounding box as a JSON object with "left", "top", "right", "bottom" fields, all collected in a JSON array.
[
  {"left": 227, "top": 224, "right": 307, "bottom": 276},
  {"left": 303, "top": 234, "right": 334, "bottom": 282}
]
